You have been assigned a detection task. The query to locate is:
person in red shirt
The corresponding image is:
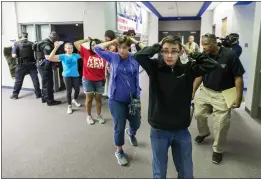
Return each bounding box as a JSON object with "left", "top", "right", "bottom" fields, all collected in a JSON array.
[{"left": 74, "top": 38, "right": 106, "bottom": 125}]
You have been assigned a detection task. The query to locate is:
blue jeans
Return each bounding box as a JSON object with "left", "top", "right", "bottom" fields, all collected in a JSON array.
[
  {"left": 82, "top": 77, "right": 105, "bottom": 94},
  {"left": 109, "top": 99, "right": 141, "bottom": 146},
  {"left": 150, "top": 127, "right": 193, "bottom": 179}
]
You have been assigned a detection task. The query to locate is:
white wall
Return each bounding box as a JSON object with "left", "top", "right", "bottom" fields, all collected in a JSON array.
[
  {"left": 246, "top": 2, "right": 261, "bottom": 110},
  {"left": 200, "top": 11, "right": 213, "bottom": 51},
  {"left": 83, "top": 2, "right": 106, "bottom": 40},
  {"left": 159, "top": 20, "right": 201, "bottom": 31},
  {"left": 2, "top": 2, "right": 20, "bottom": 88},
  {"left": 141, "top": 8, "right": 149, "bottom": 36},
  {"left": 232, "top": 2, "right": 256, "bottom": 89},
  {"left": 16, "top": 2, "right": 88, "bottom": 23},
  {"left": 148, "top": 14, "right": 159, "bottom": 45},
  {"left": 104, "top": 2, "right": 117, "bottom": 32},
  {"left": 212, "top": 2, "right": 236, "bottom": 37}
]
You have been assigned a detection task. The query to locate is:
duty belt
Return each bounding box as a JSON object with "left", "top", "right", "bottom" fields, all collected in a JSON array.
[{"left": 16, "top": 57, "right": 35, "bottom": 66}]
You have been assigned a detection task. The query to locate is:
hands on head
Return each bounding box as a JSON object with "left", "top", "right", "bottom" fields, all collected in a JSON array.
[{"left": 54, "top": 41, "right": 64, "bottom": 48}]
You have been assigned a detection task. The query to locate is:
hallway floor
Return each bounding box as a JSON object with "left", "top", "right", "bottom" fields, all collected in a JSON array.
[{"left": 2, "top": 72, "right": 261, "bottom": 178}]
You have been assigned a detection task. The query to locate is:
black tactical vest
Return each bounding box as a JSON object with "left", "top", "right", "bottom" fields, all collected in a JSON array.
[
  {"left": 33, "top": 39, "right": 53, "bottom": 60},
  {"left": 16, "top": 40, "right": 34, "bottom": 61}
]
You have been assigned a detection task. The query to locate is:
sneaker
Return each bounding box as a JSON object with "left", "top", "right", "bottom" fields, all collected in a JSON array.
[
  {"left": 97, "top": 114, "right": 106, "bottom": 124},
  {"left": 67, "top": 105, "right": 73, "bottom": 114},
  {"left": 41, "top": 98, "right": 46, "bottom": 103},
  {"left": 212, "top": 152, "right": 223, "bottom": 164},
  {"left": 10, "top": 95, "right": 18, "bottom": 100},
  {"left": 125, "top": 128, "right": 138, "bottom": 146},
  {"left": 47, "top": 100, "right": 62, "bottom": 106},
  {"left": 115, "top": 150, "right": 128, "bottom": 166},
  {"left": 194, "top": 134, "right": 210, "bottom": 144},
  {"left": 86, "top": 115, "right": 95, "bottom": 125},
  {"left": 72, "top": 99, "right": 81, "bottom": 107}
]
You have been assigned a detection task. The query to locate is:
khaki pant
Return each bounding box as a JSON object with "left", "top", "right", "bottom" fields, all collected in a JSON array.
[{"left": 194, "top": 86, "right": 231, "bottom": 153}]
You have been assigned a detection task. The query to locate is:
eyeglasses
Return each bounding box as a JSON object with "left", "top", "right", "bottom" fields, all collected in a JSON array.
[{"left": 161, "top": 50, "right": 180, "bottom": 56}]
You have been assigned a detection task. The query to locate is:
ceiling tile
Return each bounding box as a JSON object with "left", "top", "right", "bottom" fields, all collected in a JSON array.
[{"left": 150, "top": 1, "right": 205, "bottom": 17}]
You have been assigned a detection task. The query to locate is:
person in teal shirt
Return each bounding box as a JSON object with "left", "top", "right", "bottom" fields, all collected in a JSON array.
[{"left": 47, "top": 41, "right": 82, "bottom": 114}]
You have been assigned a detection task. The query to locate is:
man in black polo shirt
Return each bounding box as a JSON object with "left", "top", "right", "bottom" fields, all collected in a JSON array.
[{"left": 193, "top": 33, "right": 245, "bottom": 164}]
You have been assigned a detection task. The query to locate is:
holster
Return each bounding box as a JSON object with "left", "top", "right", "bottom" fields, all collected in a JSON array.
[{"left": 37, "top": 59, "right": 45, "bottom": 67}]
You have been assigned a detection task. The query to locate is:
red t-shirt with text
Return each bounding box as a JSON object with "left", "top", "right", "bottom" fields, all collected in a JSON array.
[{"left": 80, "top": 45, "right": 106, "bottom": 81}]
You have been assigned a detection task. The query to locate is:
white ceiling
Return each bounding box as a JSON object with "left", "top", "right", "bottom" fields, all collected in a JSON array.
[
  {"left": 206, "top": 2, "right": 222, "bottom": 11},
  {"left": 150, "top": 1, "right": 204, "bottom": 17}
]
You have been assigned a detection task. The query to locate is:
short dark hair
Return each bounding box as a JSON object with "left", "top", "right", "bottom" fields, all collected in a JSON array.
[
  {"left": 105, "top": 30, "right": 116, "bottom": 40},
  {"left": 162, "top": 36, "right": 182, "bottom": 50},
  {"left": 49, "top": 31, "right": 58, "bottom": 42},
  {"left": 118, "top": 35, "right": 132, "bottom": 47},
  {"left": 202, "top": 33, "right": 217, "bottom": 43},
  {"left": 127, "top": 29, "right": 136, "bottom": 36},
  {"left": 90, "top": 38, "right": 101, "bottom": 54},
  {"left": 21, "top": 32, "right": 28, "bottom": 38},
  {"left": 123, "top": 31, "right": 128, "bottom": 35}
]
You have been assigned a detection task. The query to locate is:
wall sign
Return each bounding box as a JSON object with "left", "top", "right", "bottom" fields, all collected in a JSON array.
[{"left": 116, "top": 2, "right": 143, "bottom": 34}]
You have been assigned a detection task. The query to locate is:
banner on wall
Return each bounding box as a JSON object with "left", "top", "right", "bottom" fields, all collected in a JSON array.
[{"left": 116, "top": 2, "right": 143, "bottom": 34}]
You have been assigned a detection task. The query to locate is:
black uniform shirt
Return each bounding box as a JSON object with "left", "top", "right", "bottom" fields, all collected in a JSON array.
[
  {"left": 230, "top": 43, "right": 242, "bottom": 58},
  {"left": 41, "top": 39, "right": 54, "bottom": 56},
  {"left": 203, "top": 47, "right": 245, "bottom": 91}
]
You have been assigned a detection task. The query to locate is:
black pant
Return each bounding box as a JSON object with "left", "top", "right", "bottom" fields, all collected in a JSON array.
[
  {"left": 58, "top": 63, "right": 66, "bottom": 90},
  {"left": 63, "top": 77, "right": 80, "bottom": 105},
  {"left": 13, "top": 63, "right": 41, "bottom": 97},
  {"left": 37, "top": 63, "right": 54, "bottom": 101}
]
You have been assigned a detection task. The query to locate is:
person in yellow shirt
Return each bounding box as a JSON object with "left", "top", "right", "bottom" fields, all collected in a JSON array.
[{"left": 186, "top": 36, "right": 200, "bottom": 53}]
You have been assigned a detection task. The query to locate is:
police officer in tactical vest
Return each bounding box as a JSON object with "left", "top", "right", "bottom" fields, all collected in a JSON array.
[
  {"left": 35, "top": 31, "right": 61, "bottom": 106},
  {"left": 10, "top": 32, "right": 42, "bottom": 100}
]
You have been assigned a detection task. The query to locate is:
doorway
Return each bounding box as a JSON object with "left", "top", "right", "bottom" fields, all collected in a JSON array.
[
  {"left": 51, "top": 23, "right": 84, "bottom": 89},
  {"left": 222, "top": 17, "right": 227, "bottom": 37},
  {"left": 158, "top": 31, "right": 200, "bottom": 45},
  {"left": 212, "top": 25, "right": 216, "bottom": 35}
]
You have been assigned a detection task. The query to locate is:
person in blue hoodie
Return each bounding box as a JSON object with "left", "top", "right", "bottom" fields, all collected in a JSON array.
[{"left": 94, "top": 35, "right": 143, "bottom": 166}]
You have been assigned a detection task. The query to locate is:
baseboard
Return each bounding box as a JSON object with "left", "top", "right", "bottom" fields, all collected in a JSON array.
[
  {"left": 245, "top": 106, "right": 251, "bottom": 115},
  {"left": 1, "top": 85, "right": 34, "bottom": 92}
]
